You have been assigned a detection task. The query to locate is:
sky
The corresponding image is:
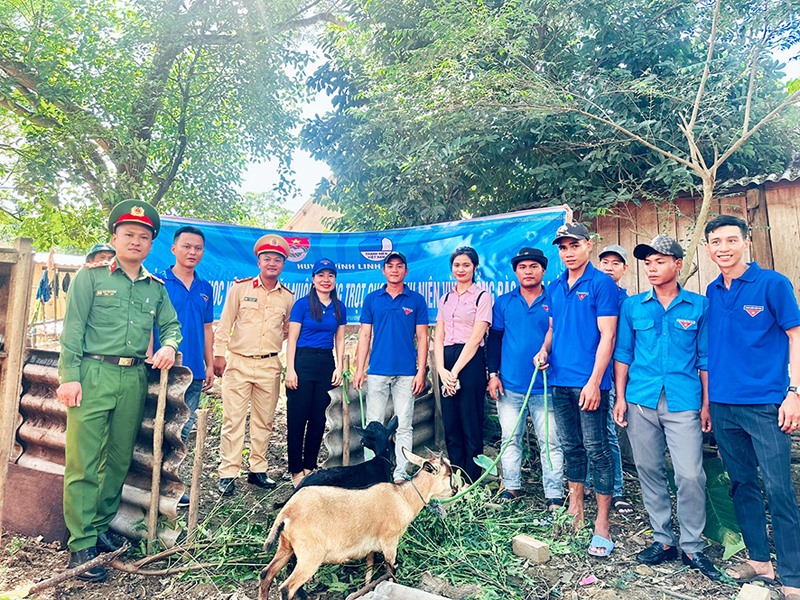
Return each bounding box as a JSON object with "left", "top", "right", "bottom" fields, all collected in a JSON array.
[{"left": 238, "top": 47, "right": 800, "bottom": 216}]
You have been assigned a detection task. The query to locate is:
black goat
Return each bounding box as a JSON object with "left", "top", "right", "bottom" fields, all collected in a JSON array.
[{"left": 296, "top": 415, "right": 399, "bottom": 491}]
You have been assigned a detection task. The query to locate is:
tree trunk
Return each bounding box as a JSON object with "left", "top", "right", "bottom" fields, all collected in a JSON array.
[{"left": 679, "top": 175, "right": 714, "bottom": 286}]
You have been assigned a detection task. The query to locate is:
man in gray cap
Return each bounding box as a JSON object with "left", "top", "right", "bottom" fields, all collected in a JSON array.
[{"left": 613, "top": 235, "right": 718, "bottom": 580}]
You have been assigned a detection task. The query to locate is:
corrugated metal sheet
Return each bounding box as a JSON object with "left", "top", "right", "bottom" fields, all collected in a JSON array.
[
  {"left": 323, "top": 385, "right": 437, "bottom": 467},
  {"left": 725, "top": 165, "right": 800, "bottom": 189},
  {"left": 15, "top": 349, "right": 192, "bottom": 547}
]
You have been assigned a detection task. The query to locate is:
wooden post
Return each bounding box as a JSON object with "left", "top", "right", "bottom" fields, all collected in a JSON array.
[
  {"left": 428, "top": 330, "right": 445, "bottom": 451},
  {"left": 147, "top": 368, "right": 169, "bottom": 553},
  {"left": 0, "top": 238, "right": 34, "bottom": 539},
  {"left": 746, "top": 186, "right": 774, "bottom": 270},
  {"left": 342, "top": 355, "right": 350, "bottom": 466},
  {"left": 186, "top": 408, "right": 208, "bottom": 543}
]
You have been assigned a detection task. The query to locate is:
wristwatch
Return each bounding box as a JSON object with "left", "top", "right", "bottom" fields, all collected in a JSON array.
[
  {"left": 788, "top": 386, "right": 799, "bottom": 395},
  {"left": 489, "top": 372, "right": 499, "bottom": 379}
]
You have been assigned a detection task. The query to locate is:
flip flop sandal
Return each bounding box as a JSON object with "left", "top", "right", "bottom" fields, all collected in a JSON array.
[
  {"left": 498, "top": 489, "right": 522, "bottom": 502},
  {"left": 612, "top": 495, "right": 634, "bottom": 514},
  {"left": 546, "top": 498, "right": 564, "bottom": 511},
  {"left": 587, "top": 534, "right": 615, "bottom": 558},
  {"left": 726, "top": 562, "right": 777, "bottom": 584}
]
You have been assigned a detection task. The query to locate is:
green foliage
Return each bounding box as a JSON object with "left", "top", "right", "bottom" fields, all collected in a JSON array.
[
  {"left": 703, "top": 457, "right": 746, "bottom": 561},
  {"left": 0, "top": 0, "right": 332, "bottom": 248},
  {"left": 303, "top": 0, "right": 800, "bottom": 229}
]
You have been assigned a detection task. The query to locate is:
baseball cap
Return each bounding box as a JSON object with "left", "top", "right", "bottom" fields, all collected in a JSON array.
[
  {"left": 599, "top": 244, "right": 628, "bottom": 264},
  {"left": 633, "top": 235, "right": 684, "bottom": 260},
  {"left": 312, "top": 258, "right": 337, "bottom": 275},
  {"left": 383, "top": 251, "right": 407, "bottom": 266},
  {"left": 552, "top": 222, "right": 591, "bottom": 244},
  {"left": 511, "top": 247, "right": 548, "bottom": 270}
]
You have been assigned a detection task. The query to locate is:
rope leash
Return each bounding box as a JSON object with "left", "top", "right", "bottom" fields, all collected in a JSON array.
[
  {"left": 340, "top": 370, "right": 367, "bottom": 428},
  {"left": 435, "top": 367, "right": 548, "bottom": 505}
]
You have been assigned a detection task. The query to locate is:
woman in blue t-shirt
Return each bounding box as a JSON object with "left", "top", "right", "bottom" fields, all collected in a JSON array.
[{"left": 285, "top": 258, "right": 347, "bottom": 487}]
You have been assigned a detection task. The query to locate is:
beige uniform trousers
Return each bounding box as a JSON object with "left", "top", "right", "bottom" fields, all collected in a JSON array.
[{"left": 219, "top": 352, "right": 282, "bottom": 477}]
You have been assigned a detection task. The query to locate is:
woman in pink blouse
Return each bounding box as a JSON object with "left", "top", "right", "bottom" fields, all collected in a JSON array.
[{"left": 434, "top": 246, "right": 492, "bottom": 482}]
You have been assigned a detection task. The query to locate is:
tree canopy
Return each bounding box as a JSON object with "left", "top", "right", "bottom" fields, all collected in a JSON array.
[
  {"left": 302, "top": 0, "right": 800, "bottom": 231},
  {"left": 0, "top": 0, "right": 340, "bottom": 249}
]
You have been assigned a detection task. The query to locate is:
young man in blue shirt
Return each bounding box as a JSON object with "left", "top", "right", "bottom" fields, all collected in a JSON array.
[
  {"left": 157, "top": 226, "right": 215, "bottom": 506},
  {"left": 704, "top": 215, "right": 800, "bottom": 598},
  {"left": 487, "top": 247, "right": 564, "bottom": 506},
  {"left": 535, "top": 222, "right": 618, "bottom": 557},
  {"left": 613, "top": 235, "right": 719, "bottom": 580},
  {"left": 353, "top": 251, "right": 429, "bottom": 481}
]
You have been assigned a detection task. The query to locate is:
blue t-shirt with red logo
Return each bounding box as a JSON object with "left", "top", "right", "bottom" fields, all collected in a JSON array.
[
  {"left": 361, "top": 284, "right": 429, "bottom": 376},
  {"left": 548, "top": 262, "right": 620, "bottom": 389},
  {"left": 706, "top": 262, "right": 800, "bottom": 405},
  {"left": 290, "top": 295, "right": 347, "bottom": 349}
]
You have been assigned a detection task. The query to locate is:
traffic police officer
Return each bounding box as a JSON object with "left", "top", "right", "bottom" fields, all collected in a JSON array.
[
  {"left": 213, "top": 234, "right": 294, "bottom": 496},
  {"left": 58, "top": 200, "right": 181, "bottom": 581}
]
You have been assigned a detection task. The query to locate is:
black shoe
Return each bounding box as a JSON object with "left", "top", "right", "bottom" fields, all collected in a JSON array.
[
  {"left": 177, "top": 493, "right": 190, "bottom": 508},
  {"left": 68, "top": 547, "right": 107, "bottom": 582},
  {"left": 637, "top": 542, "right": 678, "bottom": 565},
  {"left": 218, "top": 477, "right": 236, "bottom": 496},
  {"left": 681, "top": 550, "right": 721, "bottom": 581},
  {"left": 96, "top": 532, "right": 125, "bottom": 553},
  {"left": 247, "top": 472, "right": 276, "bottom": 489}
]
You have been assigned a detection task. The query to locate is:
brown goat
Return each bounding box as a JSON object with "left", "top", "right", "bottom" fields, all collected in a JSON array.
[{"left": 259, "top": 448, "right": 455, "bottom": 600}]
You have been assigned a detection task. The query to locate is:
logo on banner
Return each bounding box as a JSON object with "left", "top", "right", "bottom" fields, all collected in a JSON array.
[
  {"left": 403, "top": 307, "right": 413, "bottom": 315},
  {"left": 744, "top": 305, "right": 764, "bottom": 317},
  {"left": 359, "top": 236, "right": 393, "bottom": 261},
  {"left": 287, "top": 237, "right": 310, "bottom": 262},
  {"left": 677, "top": 319, "right": 695, "bottom": 329},
  {"left": 577, "top": 291, "right": 589, "bottom": 300}
]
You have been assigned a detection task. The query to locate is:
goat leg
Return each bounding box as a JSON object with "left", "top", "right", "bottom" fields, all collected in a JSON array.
[{"left": 364, "top": 552, "right": 374, "bottom": 583}]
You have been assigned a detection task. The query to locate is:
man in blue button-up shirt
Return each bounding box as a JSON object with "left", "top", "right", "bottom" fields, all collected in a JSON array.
[{"left": 613, "top": 235, "right": 719, "bottom": 580}]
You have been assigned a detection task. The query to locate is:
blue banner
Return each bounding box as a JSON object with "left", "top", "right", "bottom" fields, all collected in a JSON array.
[{"left": 145, "top": 207, "right": 568, "bottom": 323}]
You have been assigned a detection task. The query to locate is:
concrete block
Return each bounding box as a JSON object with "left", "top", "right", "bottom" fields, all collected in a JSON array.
[
  {"left": 512, "top": 533, "right": 550, "bottom": 563},
  {"left": 736, "top": 583, "right": 771, "bottom": 600}
]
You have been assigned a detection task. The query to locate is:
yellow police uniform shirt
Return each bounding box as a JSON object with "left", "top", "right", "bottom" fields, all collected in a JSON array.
[
  {"left": 213, "top": 276, "right": 294, "bottom": 357},
  {"left": 58, "top": 259, "right": 183, "bottom": 383}
]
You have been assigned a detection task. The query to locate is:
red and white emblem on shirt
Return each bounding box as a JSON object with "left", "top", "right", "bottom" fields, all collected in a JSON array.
[
  {"left": 543, "top": 304, "right": 549, "bottom": 312},
  {"left": 744, "top": 305, "right": 764, "bottom": 317},
  {"left": 676, "top": 319, "right": 695, "bottom": 329},
  {"left": 577, "top": 291, "right": 589, "bottom": 300},
  {"left": 402, "top": 307, "right": 413, "bottom": 315}
]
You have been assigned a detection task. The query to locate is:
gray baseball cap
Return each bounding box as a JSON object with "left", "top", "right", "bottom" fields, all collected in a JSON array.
[
  {"left": 599, "top": 244, "right": 628, "bottom": 264},
  {"left": 633, "top": 235, "right": 684, "bottom": 260}
]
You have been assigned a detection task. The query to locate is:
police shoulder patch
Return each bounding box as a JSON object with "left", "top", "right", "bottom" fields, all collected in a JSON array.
[
  {"left": 148, "top": 273, "right": 165, "bottom": 284},
  {"left": 234, "top": 276, "right": 254, "bottom": 284}
]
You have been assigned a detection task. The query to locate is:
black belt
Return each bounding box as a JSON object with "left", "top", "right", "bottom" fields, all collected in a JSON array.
[
  {"left": 83, "top": 353, "right": 143, "bottom": 367},
  {"left": 247, "top": 352, "right": 279, "bottom": 359}
]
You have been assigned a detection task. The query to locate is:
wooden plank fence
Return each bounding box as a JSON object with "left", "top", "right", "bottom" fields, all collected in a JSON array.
[{"left": 588, "top": 180, "right": 800, "bottom": 300}]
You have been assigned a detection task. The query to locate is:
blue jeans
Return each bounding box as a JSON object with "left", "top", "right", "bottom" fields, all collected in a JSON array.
[
  {"left": 496, "top": 390, "right": 564, "bottom": 499},
  {"left": 365, "top": 374, "right": 415, "bottom": 480},
  {"left": 585, "top": 388, "right": 624, "bottom": 497},
  {"left": 181, "top": 379, "right": 203, "bottom": 442},
  {"left": 551, "top": 386, "right": 613, "bottom": 496},
  {"left": 711, "top": 402, "right": 800, "bottom": 587}
]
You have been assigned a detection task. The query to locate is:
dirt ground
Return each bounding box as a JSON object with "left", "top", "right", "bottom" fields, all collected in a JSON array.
[{"left": 0, "top": 394, "right": 792, "bottom": 600}]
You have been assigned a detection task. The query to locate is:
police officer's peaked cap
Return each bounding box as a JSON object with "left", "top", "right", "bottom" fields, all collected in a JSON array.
[
  {"left": 254, "top": 234, "right": 290, "bottom": 258},
  {"left": 108, "top": 200, "right": 161, "bottom": 238},
  {"left": 85, "top": 242, "right": 116, "bottom": 262}
]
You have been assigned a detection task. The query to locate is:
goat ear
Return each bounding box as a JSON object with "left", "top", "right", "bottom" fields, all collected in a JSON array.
[
  {"left": 354, "top": 425, "right": 366, "bottom": 437},
  {"left": 422, "top": 461, "right": 436, "bottom": 473},
  {"left": 402, "top": 447, "right": 426, "bottom": 467},
  {"left": 386, "top": 415, "right": 399, "bottom": 434}
]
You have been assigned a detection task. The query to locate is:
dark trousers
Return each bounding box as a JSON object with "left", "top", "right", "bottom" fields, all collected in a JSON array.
[
  {"left": 441, "top": 344, "right": 486, "bottom": 482},
  {"left": 711, "top": 402, "right": 800, "bottom": 587},
  {"left": 551, "top": 386, "right": 613, "bottom": 495},
  {"left": 286, "top": 348, "right": 335, "bottom": 473}
]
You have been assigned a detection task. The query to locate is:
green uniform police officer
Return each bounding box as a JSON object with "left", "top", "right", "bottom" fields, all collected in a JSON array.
[{"left": 57, "top": 200, "right": 182, "bottom": 581}]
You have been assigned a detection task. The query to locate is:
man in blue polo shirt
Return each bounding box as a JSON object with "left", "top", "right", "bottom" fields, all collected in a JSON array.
[
  {"left": 487, "top": 247, "right": 564, "bottom": 506},
  {"left": 704, "top": 215, "right": 800, "bottom": 597},
  {"left": 613, "top": 235, "right": 719, "bottom": 580},
  {"left": 534, "top": 222, "right": 618, "bottom": 558},
  {"left": 353, "top": 251, "right": 429, "bottom": 481},
  {"left": 156, "top": 226, "right": 214, "bottom": 506}
]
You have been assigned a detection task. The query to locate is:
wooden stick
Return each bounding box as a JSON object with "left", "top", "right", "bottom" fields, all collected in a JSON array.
[
  {"left": 147, "top": 367, "right": 169, "bottom": 554},
  {"left": 344, "top": 572, "right": 390, "bottom": 600},
  {"left": 187, "top": 408, "right": 208, "bottom": 542},
  {"left": 342, "top": 355, "right": 350, "bottom": 466},
  {"left": 20, "top": 544, "right": 127, "bottom": 595}
]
